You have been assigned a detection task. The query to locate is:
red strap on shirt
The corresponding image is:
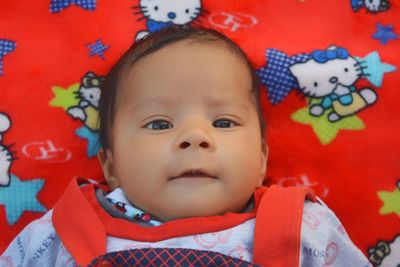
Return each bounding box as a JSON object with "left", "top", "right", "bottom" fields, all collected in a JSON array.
[
  {"left": 253, "top": 185, "right": 316, "bottom": 267},
  {"left": 52, "top": 178, "right": 108, "bottom": 266}
]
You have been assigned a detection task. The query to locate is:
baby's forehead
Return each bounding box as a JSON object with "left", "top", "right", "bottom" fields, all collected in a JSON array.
[
  {"left": 141, "top": 43, "right": 245, "bottom": 80},
  {"left": 133, "top": 37, "right": 244, "bottom": 69},
  {"left": 114, "top": 37, "right": 254, "bottom": 110}
]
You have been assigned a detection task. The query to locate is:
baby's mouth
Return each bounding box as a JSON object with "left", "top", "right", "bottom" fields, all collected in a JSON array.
[{"left": 170, "top": 169, "right": 217, "bottom": 180}]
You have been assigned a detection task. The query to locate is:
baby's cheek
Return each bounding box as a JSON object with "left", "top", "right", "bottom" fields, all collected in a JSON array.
[{"left": 220, "top": 144, "right": 261, "bottom": 177}]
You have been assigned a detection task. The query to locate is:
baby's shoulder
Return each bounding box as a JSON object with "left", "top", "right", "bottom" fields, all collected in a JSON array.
[
  {"left": 1, "top": 210, "right": 72, "bottom": 267},
  {"left": 302, "top": 198, "right": 346, "bottom": 233},
  {"left": 300, "top": 199, "right": 371, "bottom": 266},
  {"left": 15, "top": 209, "right": 57, "bottom": 244}
]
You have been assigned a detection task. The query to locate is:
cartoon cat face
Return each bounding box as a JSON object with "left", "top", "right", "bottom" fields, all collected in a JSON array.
[
  {"left": 0, "top": 112, "right": 11, "bottom": 186},
  {"left": 0, "top": 112, "right": 11, "bottom": 140},
  {"left": 365, "top": 0, "right": 390, "bottom": 12},
  {"left": 289, "top": 56, "right": 361, "bottom": 97},
  {"left": 381, "top": 236, "right": 400, "bottom": 267},
  {"left": 369, "top": 236, "right": 400, "bottom": 267},
  {"left": 140, "top": 0, "right": 201, "bottom": 24},
  {"left": 0, "top": 144, "right": 12, "bottom": 186},
  {"left": 79, "top": 86, "right": 101, "bottom": 108}
]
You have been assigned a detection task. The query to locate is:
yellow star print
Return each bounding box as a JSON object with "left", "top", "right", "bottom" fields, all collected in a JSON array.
[
  {"left": 49, "top": 83, "right": 80, "bottom": 110},
  {"left": 291, "top": 106, "right": 365, "bottom": 145},
  {"left": 378, "top": 185, "right": 400, "bottom": 216}
]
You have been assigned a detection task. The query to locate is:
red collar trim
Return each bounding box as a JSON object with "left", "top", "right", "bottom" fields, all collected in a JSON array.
[{"left": 53, "top": 177, "right": 263, "bottom": 266}]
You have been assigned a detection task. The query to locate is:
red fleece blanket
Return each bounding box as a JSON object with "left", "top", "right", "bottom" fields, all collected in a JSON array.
[{"left": 0, "top": 1, "right": 399, "bottom": 265}]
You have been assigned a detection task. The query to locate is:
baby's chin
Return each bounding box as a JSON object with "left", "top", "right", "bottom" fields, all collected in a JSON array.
[{"left": 154, "top": 199, "right": 250, "bottom": 222}]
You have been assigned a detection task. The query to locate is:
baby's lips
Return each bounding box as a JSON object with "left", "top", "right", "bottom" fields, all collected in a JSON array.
[{"left": 170, "top": 168, "right": 217, "bottom": 179}]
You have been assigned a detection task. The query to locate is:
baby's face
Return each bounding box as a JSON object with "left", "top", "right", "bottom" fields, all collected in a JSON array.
[{"left": 102, "top": 40, "right": 267, "bottom": 221}]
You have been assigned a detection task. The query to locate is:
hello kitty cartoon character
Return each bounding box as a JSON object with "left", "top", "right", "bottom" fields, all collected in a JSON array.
[
  {"left": 368, "top": 235, "right": 400, "bottom": 267},
  {"left": 67, "top": 72, "right": 104, "bottom": 131},
  {"left": 289, "top": 47, "right": 377, "bottom": 122},
  {"left": 351, "top": 0, "right": 391, "bottom": 13},
  {"left": 134, "top": 0, "right": 203, "bottom": 40},
  {"left": 0, "top": 112, "right": 12, "bottom": 186}
]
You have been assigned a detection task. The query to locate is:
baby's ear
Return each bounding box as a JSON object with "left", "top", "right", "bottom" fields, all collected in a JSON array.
[
  {"left": 97, "top": 149, "right": 119, "bottom": 189},
  {"left": 258, "top": 145, "right": 269, "bottom": 187}
]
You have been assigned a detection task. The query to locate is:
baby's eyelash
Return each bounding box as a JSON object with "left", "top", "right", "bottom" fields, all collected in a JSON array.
[
  {"left": 144, "top": 120, "right": 173, "bottom": 130},
  {"left": 212, "top": 118, "right": 238, "bottom": 128}
]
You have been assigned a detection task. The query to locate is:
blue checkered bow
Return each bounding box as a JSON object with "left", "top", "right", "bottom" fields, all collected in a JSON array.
[
  {"left": 50, "top": 0, "right": 96, "bottom": 13},
  {"left": 147, "top": 19, "right": 175, "bottom": 33},
  {"left": 351, "top": 0, "right": 365, "bottom": 11}
]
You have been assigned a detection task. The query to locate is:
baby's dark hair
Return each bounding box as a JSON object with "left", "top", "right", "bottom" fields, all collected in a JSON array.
[{"left": 99, "top": 25, "right": 266, "bottom": 151}]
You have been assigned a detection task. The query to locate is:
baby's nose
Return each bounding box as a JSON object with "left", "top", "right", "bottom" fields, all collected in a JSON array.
[
  {"left": 180, "top": 140, "right": 209, "bottom": 149},
  {"left": 175, "top": 126, "right": 215, "bottom": 151}
]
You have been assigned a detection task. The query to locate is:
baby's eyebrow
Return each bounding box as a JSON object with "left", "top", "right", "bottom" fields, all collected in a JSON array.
[
  {"left": 204, "top": 97, "right": 250, "bottom": 112},
  {"left": 131, "top": 96, "right": 250, "bottom": 114},
  {"left": 131, "top": 97, "right": 176, "bottom": 112}
]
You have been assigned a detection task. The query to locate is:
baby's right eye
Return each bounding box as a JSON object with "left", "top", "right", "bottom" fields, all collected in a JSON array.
[{"left": 145, "top": 120, "right": 173, "bottom": 130}]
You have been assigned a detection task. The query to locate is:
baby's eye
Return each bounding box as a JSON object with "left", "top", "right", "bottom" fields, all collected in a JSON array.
[
  {"left": 145, "top": 120, "right": 173, "bottom": 130},
  {"left": 213, "top": 119, "right": 237, "bottom": 128}
]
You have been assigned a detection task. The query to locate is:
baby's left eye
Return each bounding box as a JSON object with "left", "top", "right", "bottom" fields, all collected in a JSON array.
[
  {"left": 212, "top": 119, "right": 237, "bottom": 128},
  {"left": 145, "top": 120, "right": 173, "bottom": 130}
]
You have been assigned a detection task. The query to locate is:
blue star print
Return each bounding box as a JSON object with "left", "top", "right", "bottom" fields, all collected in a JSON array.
[
  {"left": 76, "top": 126, "right": 101, "bottom": 157},
  {"left": 0, "top": 39, "right": 16, "bottom": 76},
  {"left": 0, "top": 174, "right": 46, "bottom": 225},
  {"left": 257, "top": 49, "right": 310, "bottom": 104},
  {"left": 372, "top": 23, "right": 398, "bottom": 45},
  {"left": 357, "top": 52, "right": 397, "bottom": 87},
  {"left": 87, "top": 39, "right": 109, "bottom": 60},
  {"left": 50, "top": 0, "right": 96, "bottom": 13}
]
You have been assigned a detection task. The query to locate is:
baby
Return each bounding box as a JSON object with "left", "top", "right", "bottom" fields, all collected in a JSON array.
[{"left": 1, "top": 26, "right": 371, "bottom": 266}]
